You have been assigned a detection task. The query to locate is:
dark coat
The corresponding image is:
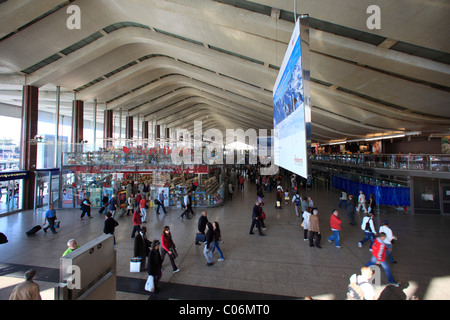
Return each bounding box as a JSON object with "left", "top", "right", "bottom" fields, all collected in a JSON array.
[
  {"left": 134, "top": 232, "right": 151, "bottom": 258},
  {"left": 103, "top": 217, "right": 118, "bottom": 234},
  {"left": 147, "top": 248, "right": 162, "bottom": 276},
  {"left": 198, "top": 215, "right": 209, "bottom": 234}
]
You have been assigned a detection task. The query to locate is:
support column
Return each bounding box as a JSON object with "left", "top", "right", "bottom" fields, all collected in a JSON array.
[
  {"left": 142, "top": 121, "right": 149, "bottom": 139},
  {"left": 155, "top": 124, "right": 161, "bottom": 140},
  {"left": 20, "top": 85, "right": 38, "bottom": 210},
  {"left": 104, "top": 110, "right": 113, "bottom": 148},
  {"left": 126, "top": 116, "right": 133, "bottom": 140},
  {"left": 71, "top": 100, "right": 84, "bottom": 152}
]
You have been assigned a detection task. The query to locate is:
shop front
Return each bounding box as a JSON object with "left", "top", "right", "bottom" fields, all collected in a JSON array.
[{"left": 0, "top": 170, "right": 27, "bottom": 215}]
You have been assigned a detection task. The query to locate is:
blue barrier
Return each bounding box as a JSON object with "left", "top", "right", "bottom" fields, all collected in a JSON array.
[{"left": 331, "top": 175, "right": 410, "bottom": 207}]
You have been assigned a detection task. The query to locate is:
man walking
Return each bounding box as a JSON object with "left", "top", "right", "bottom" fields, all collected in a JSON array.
[
  {"left": 358, "top": 212, "right": 377, "bottom": 249},
  {"left": 327, "top": 209, "right": 342, "bottom": 248},
  {"left": 156, "top": 190, "right": 167, "bottom": 215},
  {"left": 249, "top": 201, "right": 264, "bottom": 236},
  {"left": 181, "top": 191, "right": 194, "bottom": 219},
  {"left": 365, "top": 233, "right": 399, "bottom": 286},
  {"left": 43, "top": 205, "right": 57, "bottom": 234},
  {"left": 346, "top": 194, "right": 356, "bottom": 225}
]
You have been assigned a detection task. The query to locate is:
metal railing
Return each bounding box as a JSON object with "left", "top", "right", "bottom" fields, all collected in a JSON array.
[{"left": 312, "top": 154, "right": 450, "bottom": 172}]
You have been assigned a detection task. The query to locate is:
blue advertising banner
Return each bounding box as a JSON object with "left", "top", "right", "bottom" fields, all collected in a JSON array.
[{"left": 331, "top": 175, "right": 410, "bottom": 207}]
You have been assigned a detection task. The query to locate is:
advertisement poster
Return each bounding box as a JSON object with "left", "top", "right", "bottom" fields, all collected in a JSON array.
[
  {"left": 273, "top": 16, "right": 311, "bottom": 179},
  {"left": 62, "top": 188, "right": 73, "bottom": 208},
  {"left": 119, "top": 190, "right": 127, "bottom": 209},
  {"left": 89, "top": 188, "right": 102, "bottom": 207}
]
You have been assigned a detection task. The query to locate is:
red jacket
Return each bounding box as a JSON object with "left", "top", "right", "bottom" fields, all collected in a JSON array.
[
  {"left": 371, "top": 238, "right": 387, "bottom": 262},
  {"left": 161, "top": 233, "right": 174, "bottom": 253},
  {"left": 330, "top": 213, "right": 342, "bottom": 230}
]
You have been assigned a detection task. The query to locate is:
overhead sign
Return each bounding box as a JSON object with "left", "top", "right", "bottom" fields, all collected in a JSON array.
[{"left": 273, "top": 15, "right": 312, "bottom": 179}]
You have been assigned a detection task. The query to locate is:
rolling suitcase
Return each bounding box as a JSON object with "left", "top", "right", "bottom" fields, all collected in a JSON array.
[{"left": 26, "top": 225, "right": 42, "bottom": 236}]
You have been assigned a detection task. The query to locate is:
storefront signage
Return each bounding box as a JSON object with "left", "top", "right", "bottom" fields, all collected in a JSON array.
[{"left": 0, "top": 170, "right": 29, "bottom": 181}]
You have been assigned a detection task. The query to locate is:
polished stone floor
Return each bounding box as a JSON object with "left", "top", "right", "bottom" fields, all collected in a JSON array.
[{"left": 1, "top": 179, "right": 450, "bottom": 300}]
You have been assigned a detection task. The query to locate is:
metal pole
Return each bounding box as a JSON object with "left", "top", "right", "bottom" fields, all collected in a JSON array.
[
  {"left": 119, "top": 108, "right": 122, "bottom": 141},
  {"left": 93, "top": 99, "right": 97, "bottom": 151},
  {"left": 55, "top": 86, "right": 60, "bottom": 168}
]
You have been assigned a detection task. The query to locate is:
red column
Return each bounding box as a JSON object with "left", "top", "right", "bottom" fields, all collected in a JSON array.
[
  {"left": 142, "top": 121, "right": 149, "bottom": 139},
  {"left": 126, "top": 116, "right": 133, "bottom": 140},
  {"left": 103, "top": 110, "right": 113, "bottom": 147},
  {"left": 71, "top": 100, "right": 84, "bottom": 152}
]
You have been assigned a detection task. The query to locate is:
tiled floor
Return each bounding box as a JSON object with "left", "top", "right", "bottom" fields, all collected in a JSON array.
[{"left": 1, "top": 179, "right": 450, "bottom": 300}]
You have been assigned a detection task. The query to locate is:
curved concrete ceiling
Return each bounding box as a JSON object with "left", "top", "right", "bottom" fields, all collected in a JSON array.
[{"left": 0, "top": 0, "right": 449, "bottom": 144}]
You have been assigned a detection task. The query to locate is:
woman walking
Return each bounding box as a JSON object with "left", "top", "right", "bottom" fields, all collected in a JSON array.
[
  {"left": 204, "top": 222, "right": 214, "bottom": 266},
  {"left": 212, "top": 221, "right": 224, "bottom": 262},
  {"left": 160, "top": 226, "right": 180, "bottom": 273}
]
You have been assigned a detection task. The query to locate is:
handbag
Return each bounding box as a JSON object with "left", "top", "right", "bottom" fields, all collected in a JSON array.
[
  {"left": 130, "top": 257, "right": 142, "bottom": 272},
  {"left": 170, "top": 247, "right": 178, "bottom": 259},
  {"left": 196, "top": 233, "right": 206, "bottom": 243},
  {"left": 145, "top": 275, "right": 155, "bottom": 292}
]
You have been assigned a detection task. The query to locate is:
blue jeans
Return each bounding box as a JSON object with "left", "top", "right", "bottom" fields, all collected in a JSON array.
[
  {"left": 385, "top": 244, "right": 395, "bottom": 263},
  {"left": 338, "top": 200, "right": 347, "bottom": 209},
  {"left": 365, "top": 256, "right": 396, "bottom": 284},
  {"left": 328, "top": 230, "right": 340, "bottom": 246},
  {"left": 212, "top": 240, "right": 224, "bottom": 259},
  {"left": 360, "top": 231, "right": 375, "bottom": 248}
]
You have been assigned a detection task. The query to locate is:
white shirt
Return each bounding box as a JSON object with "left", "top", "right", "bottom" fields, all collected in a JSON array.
[
  {"left": 358, "top": 193, "right": 366, "bottom": 203},
  {"left": 302, "top": 211, "right": 311, "bottom": 229},
  {"left": 379, "top": 225, "right": 395, "bottom": 244},
  {"left": 349, "top": 274, "right": 375, "bottom": 300}
]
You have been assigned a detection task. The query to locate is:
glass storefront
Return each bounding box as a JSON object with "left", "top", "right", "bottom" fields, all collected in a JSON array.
[{"left": 0, "top": 171, "right": 25, "bottom": 215}]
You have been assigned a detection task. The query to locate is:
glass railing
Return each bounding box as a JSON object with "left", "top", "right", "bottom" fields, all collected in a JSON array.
[{"left": 312, "top": 154, "right": 450, "bottom": 172}]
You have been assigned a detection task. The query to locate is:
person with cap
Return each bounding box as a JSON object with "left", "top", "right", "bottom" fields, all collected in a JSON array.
[
  {"left": 62, "top": 239, "right": 79, "bottom": 257},
  {"left": 358, "top": 212, "right": 377, "bottom": 250},
  {"left": 9, "top": 269, "right": 41, "bottom": 300},
  {"left": 379, "top": 220, "right": 398, "bottom": 263}
]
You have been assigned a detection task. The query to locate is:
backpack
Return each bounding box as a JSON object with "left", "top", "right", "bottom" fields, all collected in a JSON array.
[
  {"left": 347, "top": 282, "right": 364, "bottom": 300},
  {"left": 294, "top": 195, "right": 300, "bottom": 206}
]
